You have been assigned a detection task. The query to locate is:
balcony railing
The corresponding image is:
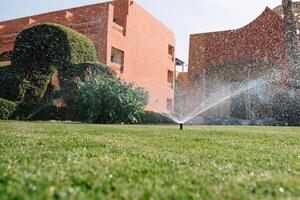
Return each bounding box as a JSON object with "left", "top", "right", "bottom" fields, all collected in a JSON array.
[{"left": 112, "top": 22, "right": 125, "bottom": 35}]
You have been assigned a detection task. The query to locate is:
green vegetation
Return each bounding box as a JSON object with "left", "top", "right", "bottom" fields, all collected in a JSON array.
[
  {"left": 1, "top": 23, "right": 97, "bottom": 102},
  {"left": 59, "top": 62, "right": 116, "bottom": 107},
  {"left": 71, "top": 75, "right": 148, "bottom": 124},
  {"left": 0, "top": 24, "right": 148, "bottom": 123},
  {"left": 0, "top": 122, "right": 299, "bottom": 199},
  {"left": 141, "top": 111, "right": 174, "bottom": 124},
  {"left": 0, "top": 98, "right": 17, "bottom": 120},
  {"left": 272, "top": 92, "right": 300, "bottom": 126}
]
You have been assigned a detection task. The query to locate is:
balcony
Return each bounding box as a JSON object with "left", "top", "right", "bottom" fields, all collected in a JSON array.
[{"left": 112, "top": 22, "right": 125, "bottom": 35}]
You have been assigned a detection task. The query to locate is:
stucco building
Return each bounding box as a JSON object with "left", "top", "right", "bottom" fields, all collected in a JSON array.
[
  {"left": 185, "top": 3, "right": 300, "bottom": 120},
  {"left": 0, "top": 0, "right": 176, "bottom": 113}
]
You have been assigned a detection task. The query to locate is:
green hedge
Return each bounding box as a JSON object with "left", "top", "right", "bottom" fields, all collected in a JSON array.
[
  {"left": 140, "top": 111, "right": 174, "bottom": 124},
  {"left": 0, "top": 65, "right": 12, "bottom": 99},
  {"left": 1, "top": 23, "right": 97, "bottom": 102},
  {"left": 271, "top": 91, "right": 300, "bottom": 126},
  {"left": 0, "top": 98, "right": 17, "bottom": 120}
]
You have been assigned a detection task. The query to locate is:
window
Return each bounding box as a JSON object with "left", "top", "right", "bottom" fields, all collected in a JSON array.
[
  {"left": 167, "top": 70, "right": 174, "bottom": 84},
  {"left": 111, "top": 47, "right": 124, "bottom": 66},
  {"left": 168, "top": 45, "right": 174, "bottom": 60},
  {"left": 0, "top": 51, "right": 12, "bottom": 67},
  {"left": 167, "top": 98, "right": 173, "bottom": 112}
]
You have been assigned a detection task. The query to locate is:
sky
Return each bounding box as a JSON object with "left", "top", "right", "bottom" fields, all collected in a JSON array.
[{"left": 0, "top": 0, "right": 283, "bottom": 64}]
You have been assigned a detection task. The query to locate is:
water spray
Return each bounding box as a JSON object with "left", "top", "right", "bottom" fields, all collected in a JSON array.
[{"left": 159, "top": 78, "right": 267, "bottom": 126}]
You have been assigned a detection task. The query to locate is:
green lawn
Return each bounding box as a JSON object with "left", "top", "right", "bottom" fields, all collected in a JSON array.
[{"left": 0, "top": 121, "right": 299, "bottom": 200}]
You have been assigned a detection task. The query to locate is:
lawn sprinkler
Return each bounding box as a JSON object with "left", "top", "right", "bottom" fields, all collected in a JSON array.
[{"left": 180, "top": 123, "right": 183, "bottom": 130}]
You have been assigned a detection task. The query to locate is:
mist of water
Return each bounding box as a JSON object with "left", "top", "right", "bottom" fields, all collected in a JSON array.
[{"left": 159, "top": 78, "right": 268, "bottom": 124}]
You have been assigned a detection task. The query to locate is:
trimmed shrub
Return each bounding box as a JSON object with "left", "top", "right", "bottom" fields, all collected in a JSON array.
[
  {"left": 1, "top": 23, "right": 97, "bottom": 102},
  {"left": 0, "top": 65, "right": 12, "bottom": 99},
  {"left": 0, "top": 98, "right": 17, "bottom": 120},
  {"left": 271, "top": 91, "right": 300, "bottom": 126},
  {"left": 70, "top": 75, "right": 148, "bottom": 124}
]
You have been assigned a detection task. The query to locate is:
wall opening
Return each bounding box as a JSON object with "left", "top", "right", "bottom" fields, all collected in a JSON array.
[
  {"left": 168, "top": 45, "right": 174, "bottom": 61},
  {"left": 111, "top": 47, "right": 124, "bottom": 67},
  {"left": 167, "top": 70, "right": 174, "bottom": 88},
  {"left": 0, "top": 51, "right": 12, "bottom": 67}
]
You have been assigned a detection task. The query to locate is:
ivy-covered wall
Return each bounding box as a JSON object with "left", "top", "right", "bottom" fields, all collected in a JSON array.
[{"left": 0, "top": 23, "right": 97, "bottom": 102}]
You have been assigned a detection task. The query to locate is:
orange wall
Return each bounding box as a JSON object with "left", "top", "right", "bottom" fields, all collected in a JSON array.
[{"left": 111, "top": 2, "right": 175, "bottom": 112}]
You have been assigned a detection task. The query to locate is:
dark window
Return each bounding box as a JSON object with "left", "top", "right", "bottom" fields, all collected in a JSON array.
[
  {"left": 111, "top": 47, "right": 124, "bottom": 66},
  {"left": 168, "top": 45, "right": 174, "bottom": 60},
  {"left": 167, "top": 70, "right": 174, "bottom": 85}
]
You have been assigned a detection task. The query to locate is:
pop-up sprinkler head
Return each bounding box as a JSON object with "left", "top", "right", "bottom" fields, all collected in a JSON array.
[{"left": 180, "top": 123, "right": 183, "bottom": 130}]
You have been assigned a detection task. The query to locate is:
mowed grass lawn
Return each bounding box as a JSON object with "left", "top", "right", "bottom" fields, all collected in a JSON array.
[{"left": 0, "top": 121, "right": 299, "bottom": 200}]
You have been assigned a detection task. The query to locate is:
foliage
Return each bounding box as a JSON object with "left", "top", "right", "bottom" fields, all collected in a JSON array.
[
  {"left": 60, "top": 62, "right": 116, "bottom": 105},
  {"left": 0, "top": 98, "right": 17, "bottom": 120},
  {"left": 0, "top": 23, "right": 97, "bottom": 102},
  {"left": 0, "top": 66, "right": 12, "bottom": 99},
  {"left": 0, "top": 24, "right": 150, "bottom": 124},
  {"left": 271, "top": 91, "right": 300, "bottom": 126},
  {"left": 27, "top": 105, "right": 71, "bottom": 121},
  {"left": 70, "top": 76, "right": 148, "bottom": 124},
  {"left": 140, "top": 111, "right": 174, "bottom": 124},
  {"left": 204, "top": 118, "right": 241, "bottom": 125},
  {"left": 12, "top": 102, "right": 51, "bottom": 120},
  {"left": 0, "top": 122, "right": 300, "bottom": 199}
]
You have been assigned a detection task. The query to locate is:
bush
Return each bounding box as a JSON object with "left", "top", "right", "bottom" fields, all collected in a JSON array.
[
  {"left": 70, "top": 75, "right": 148, "bottom": 124},
  {"left": 0, "top": 98, "right": 17, "bottom": 120},
  {"left": 26, "top": 105, "right": 71, "bottom": 121},
  {"left": 1, "top": 23, "right": 97, "bottom": 102},
  {"left": 61, "top": 62, "right": 116, "bottom": 105},
  {"left": 271, "top": 91, "right": 300, "bottom": 126},
  {"left": 0, "top": 66, "right": 12, "bottom": 99},
  {"left": 259, "top": 118, "right": 278, "bottom": 126},
  {"left": 13, "top": 102, "right": 49, "bottom": 120},
  {"left": 140, "top": 111, "right": 174, "bottom": 124},
  {"left": 204, "top": 118, "right": 241, "bottom": 125}
]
